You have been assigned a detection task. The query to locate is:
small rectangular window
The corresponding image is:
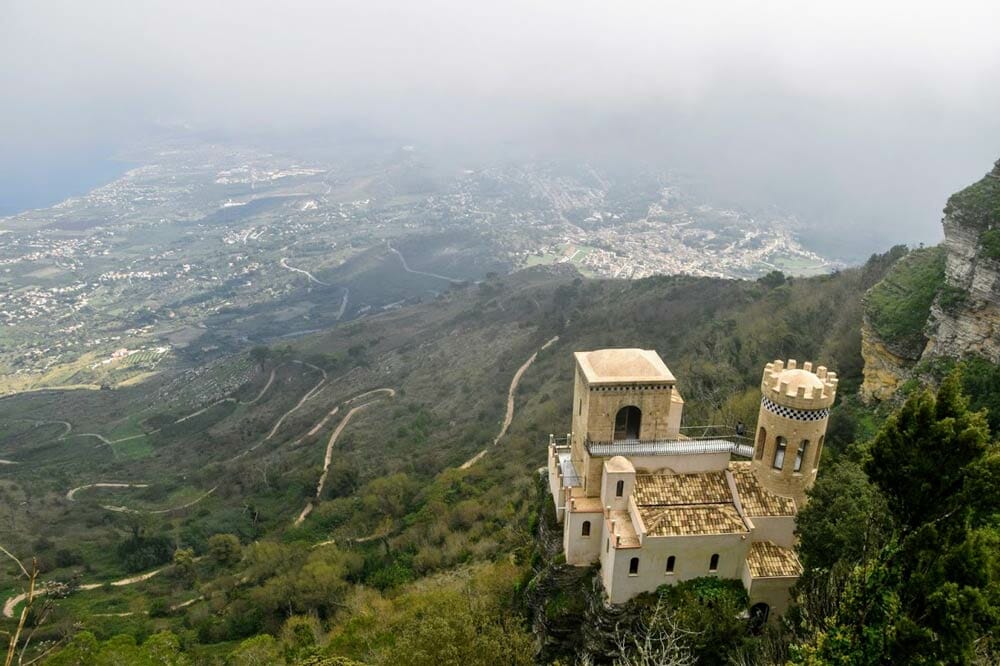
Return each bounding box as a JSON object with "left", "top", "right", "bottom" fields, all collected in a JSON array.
[
  {"left": 629, "top": 557, "right": 639, "bottom": 575},
  {"left": 665, "top": 555, "right": 675, "bottom": 574}
]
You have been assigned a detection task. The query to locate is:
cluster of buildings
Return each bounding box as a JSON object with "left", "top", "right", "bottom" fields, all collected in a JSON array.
[{"left": 547, "top": 348, "right": 836, "bottom": 622}]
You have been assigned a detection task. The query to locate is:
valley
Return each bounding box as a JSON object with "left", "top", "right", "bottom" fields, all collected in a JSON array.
[
  {"left": 0, "top": 137, "right": 835, "bottom": 397},
  {"left": 1, "top": 140, "right": 996, "bottom": 664}
]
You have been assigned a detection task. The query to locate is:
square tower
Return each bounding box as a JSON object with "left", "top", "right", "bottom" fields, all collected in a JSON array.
[{"left": 570, "top": 349, "right": 683, "bottom": 495}]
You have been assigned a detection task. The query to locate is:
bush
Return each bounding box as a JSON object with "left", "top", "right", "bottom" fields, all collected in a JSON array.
[{"left": 980, "top": 228, "right": 1000, "bottom": 260}]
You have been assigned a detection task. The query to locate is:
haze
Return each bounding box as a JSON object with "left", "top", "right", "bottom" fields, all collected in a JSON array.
[{"left": 3, "top": 0, "right": 999, "bottom": 257}]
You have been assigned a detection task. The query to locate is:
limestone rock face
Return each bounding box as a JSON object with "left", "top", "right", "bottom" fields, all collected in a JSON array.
[
  {"left": 924, "top": 160, "right": 1000, "bottom": 363},
  {"left": 860, "top": 319, "right": 915, "bottom": 402}
]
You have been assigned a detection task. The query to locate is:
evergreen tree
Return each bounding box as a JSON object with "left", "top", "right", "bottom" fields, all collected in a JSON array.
[{"left": 794, "top": 370, "right": 1000, "bottom": 664}]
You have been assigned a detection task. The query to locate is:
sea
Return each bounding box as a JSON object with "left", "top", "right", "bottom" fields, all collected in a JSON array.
[{"left": 0, "top": 154, "right": 134, "bottom": 217}]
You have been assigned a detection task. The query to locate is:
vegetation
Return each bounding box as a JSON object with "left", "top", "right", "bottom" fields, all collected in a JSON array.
[
  {"left": 944, "top": 168, "right": 1000, "bottom": 231},
  {"left": 863, "top": 246, "right": 945, "bottom": 357},
  {"left": 980, "top": 228, "right": 1000, "bottom": 261},
  {"left": 791, "top": 370, "right": 1000, "bottom": 664},
  {"left": 3, "top": 241, "right": 996, "bottom": 663}
]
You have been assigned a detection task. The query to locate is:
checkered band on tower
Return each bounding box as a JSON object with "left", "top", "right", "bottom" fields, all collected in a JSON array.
[
  {"left": 761, "top": 395, "right": 829, "bottom": 422},
  {"left": 760, "top": 359, "right": 838, "bottom": 409}
]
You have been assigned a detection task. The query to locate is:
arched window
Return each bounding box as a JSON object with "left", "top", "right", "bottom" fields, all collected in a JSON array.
[
  {"left": 665, "top": 556, "right": 676, "bottom": 574},
  {"left": 615, "top": 480, "right": 624, "bottom": 497},
  {"left": 709, "top": 553, "right": 719, "bottom": 572},
  {"left": 772, "top": 436, "right": 787, "bottom": 470},
  {"left": 614, "top": 406, "right": 642, "bottom": 441},
  {"left": 629, "top": 557, "right": 639, "bottom": 575},
  {"left": 755, "top": 426, "right": 767, "bottom": 460},
  {"left": 578, "top": 399, "right": 582, "bottom": 415},
  {"left": 814, "top": 436, "right": 825, "bottom": 470},
  {"left": 581, "top": 520, "right": 591, "bottom": 537},
  {"left": 794, "top": 440, "right": 809, "bottom": 472}
]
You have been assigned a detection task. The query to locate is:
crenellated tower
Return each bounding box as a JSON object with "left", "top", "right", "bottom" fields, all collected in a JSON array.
[{"left": 750, "top": 359, "right": 837, "bottom": 508}]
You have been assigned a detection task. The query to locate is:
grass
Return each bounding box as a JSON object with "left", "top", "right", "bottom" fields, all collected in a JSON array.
[
  {"left": 864, "top": 246, "right": 945, "bottom": 358},
  {"left": 944, "top": 169, "right": 1000, "bottom": 231}
]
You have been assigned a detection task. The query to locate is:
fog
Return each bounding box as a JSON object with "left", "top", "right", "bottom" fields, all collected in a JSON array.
[{"left": 3, "top": 0, "right": 999, "bottom": 257}]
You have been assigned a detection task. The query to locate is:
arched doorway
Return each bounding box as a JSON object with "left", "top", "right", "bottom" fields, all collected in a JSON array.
[
  {"left": 614, "top": 406, "right": 642, "bottom": 441},
  {"left": 749, "top": 602, "right": 770, "bottom": 632}
]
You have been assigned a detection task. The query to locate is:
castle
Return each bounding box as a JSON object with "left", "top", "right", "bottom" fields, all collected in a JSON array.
[{"left": 547, "top": 349, "right": 836, "bottom": 621}]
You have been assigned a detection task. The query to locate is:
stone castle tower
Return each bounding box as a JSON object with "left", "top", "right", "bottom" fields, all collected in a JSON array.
[
  {"left": 548, "top": 350, "right": 838, "bottom": 611},
  {"left": 751, "top": 360, "right": 837, "bottom": 507}
]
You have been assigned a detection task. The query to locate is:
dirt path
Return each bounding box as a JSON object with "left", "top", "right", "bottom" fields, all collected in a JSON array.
[
  {"left": 66, "top": 482, "right": 150, "bottom": 502},
  {"left": 336, "top": 288, "right": 349, "bottom": 320},
  {"left": 262, "top": 362, "right": 327, "bottom": 440},
  {"left": 63, "top": 362, "right": 323, "bottom": 514},
  {"left": 460, "top": 336, "right": 559, "bottom": 470},
  {"left": 101, "top": 486, "right": 218, "bottom": 514},
  {"left": 176, "top": 364, "right": 278, "bottom": 424},
  {"left": 243, "top": 368, "right": 277, "bottom": 405},
  {"left": 294, "top": 389, "right": 395, "bottom": 525},
  {"left": 3, "top": 566, "right": 166, "bottom": 619},
  {"left": 387, "top": 241, "right": 463, "bottom": 283},
  {"left": 280, "top": 257, "right": 330, "bottom": 286}
]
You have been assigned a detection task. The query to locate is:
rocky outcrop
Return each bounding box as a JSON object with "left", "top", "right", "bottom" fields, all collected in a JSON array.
[
  {"left": 924, "top": 160, "right": 1000, "bottom": 363},
  {"left": 860, "top": 319, "right": 915, "bottom": 402},
  {"left": 859, "top": 247, "right": 945, "bottom": 403}
]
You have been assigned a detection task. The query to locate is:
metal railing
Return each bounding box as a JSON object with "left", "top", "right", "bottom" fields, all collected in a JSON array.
[
  {"left": 585, "top": 429, "right": 754, "bottom": 459},
  {"left": 547, "top": 428, "right": 756, "bottom": 459}
]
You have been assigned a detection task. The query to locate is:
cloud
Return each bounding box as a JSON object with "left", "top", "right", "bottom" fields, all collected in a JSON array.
[{"left": 2, "top": 0, "right": 999, "bottom": 253}]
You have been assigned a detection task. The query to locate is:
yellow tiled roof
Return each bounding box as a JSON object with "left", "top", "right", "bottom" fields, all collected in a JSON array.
[
  {"left": 746, "top": 540, "right": 802, "bottom": 578},
  {"left": 639, "top": 504, "right": 749, "bottom": 537},
  {"left": 729, "top": 462, "right": 797, "bottom": 517},
  {"left": 633, "top": 472, "right": 732, "bottom": 506}
]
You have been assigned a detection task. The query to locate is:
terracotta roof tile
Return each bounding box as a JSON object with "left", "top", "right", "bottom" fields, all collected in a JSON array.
[
  {"left": 746, "top": 541, "right": 802, "bottom": 578},
  {"left": 633, "top": 472, "right": 732, "bottom": 506},
  {"left": 729, "top": 462, "right": 796, "bottom": 516},
  {"left": 639, "top": 504, "right": 749, "bottom": 537}
]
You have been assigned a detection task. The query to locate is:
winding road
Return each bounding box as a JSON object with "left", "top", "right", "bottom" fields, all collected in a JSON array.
[
  {"left": 386, "top": 241, "right": 464, "bottom": 283},
  {"left": 460, "top": 335, "right": 559, "bottom": 470},
  {"left": 59, "top": 362, "right": 319, "bottom": 514},
  {"left": 280, "top": 257, "right": 330, "bottom": 286},
  {"left": 294, "top": 388, "right": 395, "bottom": 525}
]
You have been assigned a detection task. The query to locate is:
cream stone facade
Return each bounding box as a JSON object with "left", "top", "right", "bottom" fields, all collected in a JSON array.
[{"left": 548, "top": 349, "right": 837, "bottom": 622}]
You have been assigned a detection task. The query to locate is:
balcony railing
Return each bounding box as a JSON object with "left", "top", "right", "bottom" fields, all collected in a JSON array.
[{"left": 586, "top": 426, "right": 754, "bottom": 458}]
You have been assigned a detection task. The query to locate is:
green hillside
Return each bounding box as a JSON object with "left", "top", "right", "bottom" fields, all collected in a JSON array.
[{"left": 2, "top": 246, "right": 997, "bottom": 664}]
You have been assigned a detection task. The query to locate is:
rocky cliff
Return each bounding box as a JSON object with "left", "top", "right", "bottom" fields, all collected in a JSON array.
[
  {"left": 860, "top": 321, "right": 916, "bottom": 401},
  {"left": 860, "top": 247, "right": 945, "bottom": 402},
  {"left": 924, "top": 160, "right": 1000, "bottom": 363},
  {"left": 861, "top": 158, "right": 1000, "bottom": 402}
]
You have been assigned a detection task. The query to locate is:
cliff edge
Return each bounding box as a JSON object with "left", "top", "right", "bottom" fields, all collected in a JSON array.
[
  {"left": 924, "top": 159, "right": 1000, "bottom": 363},
  {"left": 861, "top": 158, "right": 1000, "bottom": 403}
]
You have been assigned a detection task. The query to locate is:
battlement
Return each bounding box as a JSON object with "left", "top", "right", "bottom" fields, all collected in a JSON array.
[{"left": 760, "top": 359, "right": 837, "bottom": 410}]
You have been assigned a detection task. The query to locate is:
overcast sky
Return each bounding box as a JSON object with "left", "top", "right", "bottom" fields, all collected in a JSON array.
[{"left": 3, "top": 1, "right": 999, "bottom": 256}]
